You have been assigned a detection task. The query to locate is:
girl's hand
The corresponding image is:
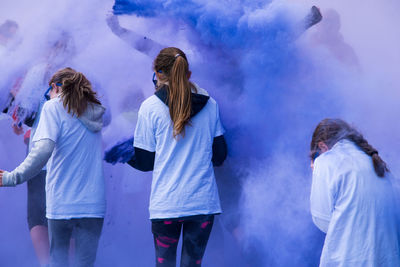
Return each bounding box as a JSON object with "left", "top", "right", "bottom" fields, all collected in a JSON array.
[{"left": 0, "top": 170, "right": 4, "bottom": 186}]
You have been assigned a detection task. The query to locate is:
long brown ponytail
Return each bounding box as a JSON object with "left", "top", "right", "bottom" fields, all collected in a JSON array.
[
  {"left": 310, "top": 118, "right": 389, "bottom": 177},
  {"left": 49, "top": 67, "right": 101, "bottom": 117},
  {"left": 153, "top": 47, "right": 195, "bottom": 138}
]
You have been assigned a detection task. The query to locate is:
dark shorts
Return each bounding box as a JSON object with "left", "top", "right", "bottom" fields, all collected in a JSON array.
[{"left": 27, "top": 170, "right": 48, "bottom": 230}]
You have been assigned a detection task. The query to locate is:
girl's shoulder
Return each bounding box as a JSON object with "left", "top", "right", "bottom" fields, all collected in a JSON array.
[
  {"left": 140, "top": 95, "right": 164, "bottom": 109},
  {"left": 42, "top": 97, "right": 70, "bottom": 120},
  {"left": 316, "top": 140, "right": 365, "bottom": 176},
  {"left": 315, "top": 143, "right": 349, "bottom": 170},
  {"left": 193, "top": 84, "right": 209, "bottom": 96},
  {"left": 138, "top": 95, "right": 167, "bottom": 120},
  {"left": 43, "top": 97, "right": 62, "bottom": 110},
  {"left": 192, "top": 83, "right": 220, "bottom": 108}
]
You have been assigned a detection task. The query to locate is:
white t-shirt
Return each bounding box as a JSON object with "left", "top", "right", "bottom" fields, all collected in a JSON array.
[
  {"left": 134, "top": 91, "right": 224, "bottom": 219},
  {"left": 33, "top": 97, "right": 106, "bottom": 219},
  {"left": 311, "top": 139, "right": 400, "bottom": 267}
]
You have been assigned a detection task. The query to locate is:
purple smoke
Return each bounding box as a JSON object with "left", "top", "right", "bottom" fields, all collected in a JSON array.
[{"left": 1, "top": 0, "right": 400, "bottom": 266}]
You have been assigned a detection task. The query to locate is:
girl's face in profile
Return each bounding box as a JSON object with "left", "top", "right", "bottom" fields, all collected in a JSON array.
[
  {"left": 310, "top": 141, "right": 329, "bottom": 170},
  {"left": 49, "top": 83, "right": 62, "bottom": 99}
]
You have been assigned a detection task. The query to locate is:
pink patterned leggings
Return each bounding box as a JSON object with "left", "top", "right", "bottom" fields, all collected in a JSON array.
[{"left": 151, "top": 214, "right": 215, "bottom": 267}]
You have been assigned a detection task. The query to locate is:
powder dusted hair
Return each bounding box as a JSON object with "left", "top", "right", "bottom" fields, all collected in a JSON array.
[
  {"left": 49, "top": 67, "right": 101, "bottom": 117},
  {"left": 310, "top": 118, "right": 389, "bottom": 177},
  {"left": 153, "top": 47, "right": 196, "bottom": 138}
]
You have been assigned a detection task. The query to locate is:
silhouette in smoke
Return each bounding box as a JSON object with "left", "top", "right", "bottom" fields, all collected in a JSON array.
[
  {"left": 3, "top": 32, "right": 75, "bottom": 125},
  {"left": 0, "top": 19, "right": 18, "bottom": 47},
  {"left": 0, "top": 19, "right": 21, "bottom": 112},
  {"left": 106, "top": 14, "right": 164, "bottom": 59},
  {"left": 307, "top": 9, "right": 359, "bottom": 68},
  {"left": 0, "top": 19, "right": 19, "bottom": 53}
]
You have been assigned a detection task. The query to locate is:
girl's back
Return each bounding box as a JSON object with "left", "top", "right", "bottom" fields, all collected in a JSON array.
[
  {"left": 312, "top": 140, "right": 400, "bottom": 266},
  {"left": 33, "top": 92, "right": 106, "bottom": 219},
  {"left": 135, "top": 85, "right": 224, "bottom": 219}
]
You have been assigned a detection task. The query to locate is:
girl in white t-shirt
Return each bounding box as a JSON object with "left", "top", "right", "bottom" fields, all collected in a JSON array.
[
  {"left": 129, "top": 47, "right": 227, "bottom": 266},
  {"left": 310, "top": 118, "right": 400, "bottom": 267},
  {"left": 1, "top": 67, "right": 106, "bottom": 267}
]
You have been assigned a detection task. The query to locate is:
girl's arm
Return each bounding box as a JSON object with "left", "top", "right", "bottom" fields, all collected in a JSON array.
[
  {"left": 310, "top": 158, "right": 335, "bottom": 233},
  {"left": 0, "top": 139, "right": 54, "bottom": 186},
  {"left": 104, "top": 134, "right": 227, "bottom": 170},
  {"left": 103, "top": 136, "right": 155, "bottom": 171},
  {"left": 106, "top": 14, "right": 164, "bottom": 58},
  {"left": 212, "top": 135, "right": 227, "bottom": 166},
  {"left": 127, "top": 147, "right": 155, "bottom": 172}
]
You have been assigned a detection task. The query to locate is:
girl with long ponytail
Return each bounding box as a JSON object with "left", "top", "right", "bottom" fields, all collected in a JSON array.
[
  {"left": 309, "top": 118, "right": 400, "bottom": 266},
  {"left": 1, "top": 67, "right": 106, "bottom": 267},
  {"left": 153, "top": 48, "right": 195, "bottom": 137},
  {"left": 130, "top": 47, "right": 227, "bottom": 266}
]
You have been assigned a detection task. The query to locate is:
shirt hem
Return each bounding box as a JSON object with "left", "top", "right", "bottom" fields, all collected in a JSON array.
[
  {"left": 310, "top": 209, "right": 331, "bottom": 221},
  {"left": 149, "top": 209, "right": 222, "bottom": 220},
  {"left": 134, "top": 142, "right": 156, "bottom": 152},
  {"left": 46, "top": 213, "right": 105, "bottom": 220}
]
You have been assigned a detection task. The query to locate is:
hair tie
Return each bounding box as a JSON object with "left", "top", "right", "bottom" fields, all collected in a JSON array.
[{"left": 174, "top": 54, "right": 181, "bottom": 58}]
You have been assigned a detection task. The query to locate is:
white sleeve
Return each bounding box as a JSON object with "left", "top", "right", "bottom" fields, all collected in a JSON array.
[
  {"left": 2, "top": 139, "right": 55, "bottom": 186},
  {"left": 214, "top": 101, "right": 225, "bottom": 137},
  {"left": 310, "top": 158, "right": 336, "bottom": 232},
  {"left": 134, "top": 105, "right": 156, "bottom": 152},
  {"left": 32, "top": 101, "right": 61, "bottom": 143},
  {"left": 312, "top": 215, "right": 330, "bottom": 233}
]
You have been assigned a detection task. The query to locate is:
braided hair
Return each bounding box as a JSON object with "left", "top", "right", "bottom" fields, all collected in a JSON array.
[{"left": 310, "top": 118, "right": 388, "bottom": 177}]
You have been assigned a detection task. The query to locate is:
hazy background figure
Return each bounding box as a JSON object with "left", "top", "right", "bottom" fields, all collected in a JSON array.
[
  {"left": 106, "top": 14, "right": 164, "bottom": 59},
  {"left": 303, "top": 9, "right": 359, "bottom": 68},
  {"left": 7, "top": 32, "right": 75, "bottom": 125},
  {"left": 0, "top": 19, "right": 19, "bottom": 51},
  {"left": 0, "top": 19, "right": 21, "bottom": 111},
  {"left": 1, "top": 0, "right": 400, "bottom": 266}
]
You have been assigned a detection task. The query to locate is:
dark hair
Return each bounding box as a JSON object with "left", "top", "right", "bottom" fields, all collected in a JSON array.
[
  {"left": 49, "top": 67, "right": 101, "bottom": 117},
  {"left": 310, "top": 118, "right": 389, "bottom": 177},
  {"left": 153, "top": 47, "right": 195, "bottom": 138}
]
